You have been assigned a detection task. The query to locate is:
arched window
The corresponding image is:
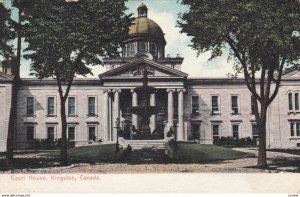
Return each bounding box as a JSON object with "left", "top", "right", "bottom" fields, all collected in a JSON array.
[
  {"left": 150, "top": 43, "right": 157, "bottom": 56},
  {"left": 288, "top": 91, "right": 300, "bottom": 111},
  {"left": 289, "top": 92, "right": 293, "bottom": 110},
  {"left": 139, "top": 42, "right": 147, "bottom": 52}
]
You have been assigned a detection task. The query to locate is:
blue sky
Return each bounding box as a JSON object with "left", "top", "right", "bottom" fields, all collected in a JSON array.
[{"left": 2, "top": 0, "right": 235, "bottom": 78}]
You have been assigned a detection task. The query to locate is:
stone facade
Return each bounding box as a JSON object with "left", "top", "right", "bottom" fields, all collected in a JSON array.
[
  {"left": 0, "top": 73, "right": 12, "bottom": 152},
  {"left": 0, "top": 3, "right": 300, "bottom": 152}
]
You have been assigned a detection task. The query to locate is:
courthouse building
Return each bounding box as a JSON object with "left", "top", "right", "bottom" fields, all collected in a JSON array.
[{"left": 0, "top": 4, "right": 300, "bottom": 151}]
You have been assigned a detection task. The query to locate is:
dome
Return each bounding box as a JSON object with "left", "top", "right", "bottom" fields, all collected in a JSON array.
[
  {"left": 122, "top": 4, "right": 166, "bottom": 59},
  {"left": 129, "top": 17, "right": 164, "bottom": 36}
]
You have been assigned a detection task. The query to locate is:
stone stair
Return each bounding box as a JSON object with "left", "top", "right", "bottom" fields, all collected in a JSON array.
[
  {"left": 127, "top": 148, "right": 170, "bottom": 163},
  {"left": 119, "top": 138, "right": 165, "bottom": 150}
]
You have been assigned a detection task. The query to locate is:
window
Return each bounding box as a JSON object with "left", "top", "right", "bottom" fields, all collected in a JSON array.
[
  {"left": 47, "top": 126, "right": 55, "bottom": 141},
  {"left": 251, "top": 95, "right": 256, "bottom": 114},
  {"left": 128, "top": 43, "right": 136, "bottom": 57},
  {"left": 150, "top": 43, "right": 157, "bottom": 55},
  {"left": 232, "top": 124, "right": 239, "bottom": 139},
  {"left": 139, "top": 42, "right": 147, "bottom": 52},
  {"left": 26, "top": 126, "right": 34, "bottom": 141},
  {"left": 88, "top": 126, "right": 96, "bottom": 141},
  {"left": 290, "top": 122, "right": 300, "bottom": 137},
  {"left": 191, "top": 96, "right": 199, "bottom": 114},
  {"left": 68, "top": 97, "right": 76, "bottom": 116},
  {"left": 211, "top": 95, "right": 219, "bottom": 114},
  {"left": 88, "top": 97, "right": 96, "bottom": 116},
  {"left": 212, "top": 124, "right": 220, "bottom": 140},
  {"left": 231, "top": 95, "right": 239, "bottom": 114},
  {"left": 295, "top": 93, "right": 299, "bottom": 110},
  {"left": 68, "top": 126, "right": 75, "bottom": 141},
  {"left": 191, "top": 124, "right": 200, "bottom": 140},
  {"left": 252, "top": 124, "right": 259, "bottom": 140},
  {"left": 47, "top": 97, "right": 55, "bottom": 116},
  {"left": 26, "top": 97, "right": 34, "bottom": 116},
  {"left": 289, "top": 93, "right": 293, "bottom": 110},
  {"left": 288, "top": 92, "right": 300, "bottom": 112}
]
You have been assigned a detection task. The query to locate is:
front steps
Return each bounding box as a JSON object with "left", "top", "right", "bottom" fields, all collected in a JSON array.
[{"left": 119, "top": 138, "right": 165, "bottom": 150}]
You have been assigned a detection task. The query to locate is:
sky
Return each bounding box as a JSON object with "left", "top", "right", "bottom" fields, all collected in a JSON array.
[{"left": 3, "top": 0, "right": 236, "bottom": 78}]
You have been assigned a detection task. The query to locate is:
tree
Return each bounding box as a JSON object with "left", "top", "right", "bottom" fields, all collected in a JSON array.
[
  {"left": 0, "top": 3, "right": 13, "bottom": 55},
  {"left": 23, "top": 0, "right": 130, "bottom": 166},
  {"left": 2, "top": 0, "right": 33, "bottom": 170},
  {"left": 178, "top": 0, "right": 300, "bottom": 168}
]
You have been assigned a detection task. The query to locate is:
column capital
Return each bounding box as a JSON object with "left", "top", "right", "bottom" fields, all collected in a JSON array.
[
  {"left": 113, "top": 89, "right": 121, "bottom": 93},
  {"left": 102, "top": 89, "right": 111, "bottom": 93},
  {"left": 177, "top": 88, "right": 186, "bottom": 93},
  {"left": 166, "top": 88, "right": 176, "bottom": 93},
  {"left": 130, "top": 89, "right": 136, "bottom": 93}
]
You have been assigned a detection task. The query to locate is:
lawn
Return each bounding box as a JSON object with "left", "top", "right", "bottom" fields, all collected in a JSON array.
[
  {"left": 171, "top": 143, "right": 254, "bottom": 162},
  {"left": 46, "top": 144, "right": 125, "bottom": 163}
]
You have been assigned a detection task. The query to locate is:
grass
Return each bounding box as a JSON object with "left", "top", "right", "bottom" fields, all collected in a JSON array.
[
  {"left": 46, "top": 144, "right": 125, "bottom": 163},
  {"left": 172, "top": 144, "right": 254, "bottom": 162}
]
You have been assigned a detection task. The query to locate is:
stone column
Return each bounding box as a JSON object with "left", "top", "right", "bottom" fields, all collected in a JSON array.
[
  {"left": 177, "top": 89, "right": 186, "bottom": 141},
  {"left": 113, "top": 89, "right": 121, "bottom": 142},
  {"left": 150, "top": 92, "right": 156, "bottom": 133},
  {"left": 103, "top": 90, "right": 109, "bottom": 142},
  {"left": 166, "top": 89, "right": 175, "bottom": 138},
  {"left": 131, "top": 89, "right": 138, "bottom": 130}
]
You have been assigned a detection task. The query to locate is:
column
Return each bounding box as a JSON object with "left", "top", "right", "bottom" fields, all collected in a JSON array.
[
  {"left": 103, "top": 90, "right": 109, "bottom": 142},
  {"left": 177, "top": 89, "right": 186, "bottom": 141},
  {"left": 131, "top": 89, "right": 138, "bottom": 130},
  {"left": 167, "top": 89, "right": 174, "bottom": 124},
  {"left": 113, "top": 89, "right": 121, "bottom": 142},
  {"left": 166, "top": 89, "right": 175, "bottom": 138},
  {"left": 150, "top": 92, "right": 156, "bottom": 133}
]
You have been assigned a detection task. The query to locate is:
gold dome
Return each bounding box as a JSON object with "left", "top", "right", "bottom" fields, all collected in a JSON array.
[{"left": 129, "top": 17, "right": 164, "bottom": 36}]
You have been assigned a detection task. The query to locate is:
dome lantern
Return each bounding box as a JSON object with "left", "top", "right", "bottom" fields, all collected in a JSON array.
[{"left": 137, "top": 3, "right": 148, "bottom": 17}]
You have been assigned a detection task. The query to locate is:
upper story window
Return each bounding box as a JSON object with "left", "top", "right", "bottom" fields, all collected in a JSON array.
[
  {"left": 88, "top": 96, "right": 96, "bottom": 116},
  {"left": 26, "top": 97, "right": 35, "bottom": 116},
  {"left": 139, "top": 42, "right": 147, "bottom": 52},
  {"left": 231, "top": 95, "right": 239, "bottom": 114},
  {"left": 191, "top": 96, "right": 200, "bottom": 114},
  {"left": 211, "top": 95, "right": 220, "bottom": 115},
  {"left": 288, "top": 92, "right": 300, "bottom": 112},
  {"left": 47, "top": 96, "right": 55, "bottom": 116},
  {"left": 68, "top": 96, "right": 76, "bottom": 116}
]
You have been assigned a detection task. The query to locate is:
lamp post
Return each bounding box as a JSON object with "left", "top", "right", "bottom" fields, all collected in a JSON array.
[
  {"left": 173, "top": 119, "right": 178, "bottom": 141},
  {"left": 114, "top": 117, "right": 121, "bottom": 152}
]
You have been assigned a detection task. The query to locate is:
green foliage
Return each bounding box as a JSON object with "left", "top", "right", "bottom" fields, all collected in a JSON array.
[
  {"left": 179, "top": 0, "right": 300, "bottom": 167},
  {"left": 179, "top": 0, "right": 300, "bottom": 68},
  {"left": 23, "top": 0, "right": 131, "bottom": 81},
  {"left": 0, "top": 4, "right": 14, "bottom": 56}
]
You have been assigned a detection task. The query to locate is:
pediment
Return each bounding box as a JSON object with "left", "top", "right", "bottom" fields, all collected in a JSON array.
[
  {"left": 99, "top": 59, "right": 188, "bottom": 78},
  {"left": 0, "top": 72, "right": 13, "bottom": 81},
  {"left": 282, "top": 65, "right": 300, "bottom": 79}
]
